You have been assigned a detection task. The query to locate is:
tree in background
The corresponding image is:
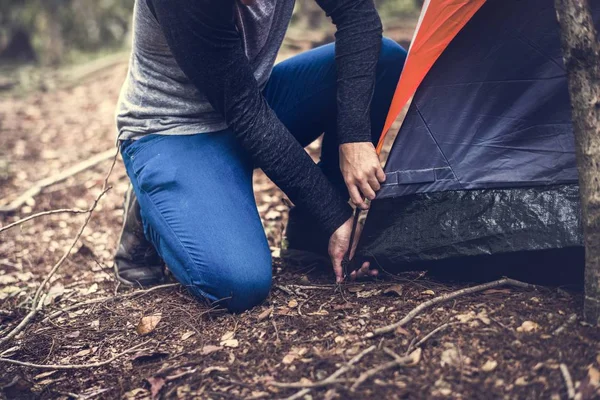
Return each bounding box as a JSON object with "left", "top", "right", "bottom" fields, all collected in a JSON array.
[{"left": 555, "top": 0, "right": 600, "bottom": 325}]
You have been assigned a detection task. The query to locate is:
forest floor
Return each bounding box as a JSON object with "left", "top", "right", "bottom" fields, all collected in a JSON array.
[{"left": 1, "top": 23, "right": 600, "bottom": 400}]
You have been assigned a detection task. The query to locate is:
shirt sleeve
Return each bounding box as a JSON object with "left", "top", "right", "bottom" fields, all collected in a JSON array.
[
  {"left": 148, "top": 0, "right": 352, "bottom": 237},
  {"left": 315, "top": 0, "right": 383, "bottom": 144}
]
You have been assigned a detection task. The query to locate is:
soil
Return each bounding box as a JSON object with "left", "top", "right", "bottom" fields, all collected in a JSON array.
[{"left": 1, "top": 29, "right": 600, "bottom": 400}]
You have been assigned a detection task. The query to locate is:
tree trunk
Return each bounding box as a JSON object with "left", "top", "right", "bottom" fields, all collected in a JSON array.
[{"left": 555, "top": 0, "right": 600, "bottom": 325}]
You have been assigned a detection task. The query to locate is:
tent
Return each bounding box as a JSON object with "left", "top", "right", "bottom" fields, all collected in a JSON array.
[{"left": 356, "top": 0, "right": 600, "bottom": 278}]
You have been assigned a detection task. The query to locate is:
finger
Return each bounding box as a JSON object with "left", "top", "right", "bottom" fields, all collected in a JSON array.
[
  {"left": 376, "top": 167, "right": 386, "bottom": 183},
  {"left": 370, "top": 268, "right": 379, "bottom": 276},
  {"left": 349, "top": 185, "right": 368, "bottom": 209},
  {"left": 368, "top": 175, "right": 381, "bottom": 192},
  {"left": 331, "top": 254, "right": 344, "bottom": 283},
  {"left": 359, "top": 181, "right": 377, "bottom": 201}
]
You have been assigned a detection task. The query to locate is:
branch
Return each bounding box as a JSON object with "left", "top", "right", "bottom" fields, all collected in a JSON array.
[
  {"left": 350, "top": 348, "right": 419, "bottom": 391},
  {"left": 271, "top": 345, "right": 376, "bottom": 400},
  {"left": 0, "top": 148, "right": 116, "bottom": 214},
  {"left": 0, "top": 149, "right": 119, "bottom": 346},
  {"left": 0, "top": 208, "right": 88, "bottom": 234},
  {"left": 365, "top": 278, "right": 535, "bottom": 338},
  {"left": 0, "top": 341, "right": 150, "bottom": 370},
  {"left": 560, "top": 363, "right": 576, "bottom": 399}
]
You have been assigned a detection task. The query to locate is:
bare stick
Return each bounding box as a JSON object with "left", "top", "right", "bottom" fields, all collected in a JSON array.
[
  {"left": 0, "top": 148, "right": 116, "bottom": 214},
  {"left": 0, "top": 341, "right": 149, "bottom": 370},
  {"left": 560, "top": 363, "right": 575, "bottom": 399},
  {"left": 274, "top": 345, "right": 376, "bottom": 400},
  {"left": 0, "top": 208, "right": 88, "bottom": 234},
  {"left": 44, "top": 283, "right": 180, "bottom": 320},
  {"left": 366, "top": 278, "right": 535, "bottom": 338},
  {"left": 408, "top": 322, "right": 462, "bottom": 353},
  {"left": 553, "top": 313, "right": 578, "bottom": 335},
  {"left": 351, "top": 348, "right": 418, "bottom": 391},
  {"left": 0, "top": 149, "right": 118, "bottom": 346}
]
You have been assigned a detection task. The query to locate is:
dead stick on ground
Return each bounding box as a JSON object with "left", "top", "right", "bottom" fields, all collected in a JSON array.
[
  {"left": 553, "top": 313, "right": 578, "bottom": 335},
  {"left": 351, "top": 347, "right": 419, "bottom": 391},
  {"left": 0, "top": 208, "right": 88, "bottom": 234},
  {"left": 365, "top": 278, "right": 535, "bottom": 338},
  {"left": 0, "top": 148, "right": 116, "bottom": 214},
  {"left": 273, "top": 345, "right": 376, "bottom": 400},
  {"left": 0, "top": 341, "right": 150, "bottom": 370},
  {"left": 44, "top": 283, "right": 180, "bottom": 321},
  {"left": 0, "top": 149, "right": 118, "bottom": 346},
  {"left": 408, "top": 322, "right": 462, "bottom": 353},
  {"left": 560, "top": 363, "right": 576, "bottom": 399}
]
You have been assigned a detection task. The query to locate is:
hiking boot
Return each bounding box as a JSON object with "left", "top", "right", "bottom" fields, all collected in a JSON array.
[
  {"left": 282, "top": 207, "right": 331, "bottom": 267},
  {"left": 113, "top": 185, "right": 166, "bottom": 287}
]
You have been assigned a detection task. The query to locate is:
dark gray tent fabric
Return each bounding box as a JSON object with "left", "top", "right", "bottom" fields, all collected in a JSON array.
[
  {"left": 378, "top": 0, "right": 600, "bottom": 200},
  {"left": 355, "top": 0, "right": 600, "bottom": 274}
]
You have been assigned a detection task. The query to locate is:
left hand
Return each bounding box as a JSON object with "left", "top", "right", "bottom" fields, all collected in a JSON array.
[
  {"left": 328, "top": 215, "right": 379, "bottom": 283},
  {"left": 339, "top": 142, "right": 385, "bottom": 210}
]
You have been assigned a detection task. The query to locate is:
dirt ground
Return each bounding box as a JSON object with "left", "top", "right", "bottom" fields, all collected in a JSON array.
[{"left": 1, "top": 27, "right": 600, "bottom": 400}]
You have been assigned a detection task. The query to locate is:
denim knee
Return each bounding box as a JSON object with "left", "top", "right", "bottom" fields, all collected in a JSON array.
[
  {"left": 380, "top": 37, "right": 408, "bottom": 70},
  {"left": 222, "top": 267, "right": 272, "bottom": 313}
]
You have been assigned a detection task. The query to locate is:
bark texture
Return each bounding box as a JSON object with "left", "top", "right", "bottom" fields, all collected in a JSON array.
[{"left": 555, "top": 0, "right": 600, "bottom": 324}]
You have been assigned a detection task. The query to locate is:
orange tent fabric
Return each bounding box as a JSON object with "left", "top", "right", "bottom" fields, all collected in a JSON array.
[{"left": 377, "top": 0, "right": 486, "bottom": 153}]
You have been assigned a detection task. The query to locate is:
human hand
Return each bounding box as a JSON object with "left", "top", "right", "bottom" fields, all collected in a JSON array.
[
  {"left": 339, "top": 142, "right": 385, "bottom": 210},
  {"left": 328, "top": 215, "right": 379, "bottom": 283}
]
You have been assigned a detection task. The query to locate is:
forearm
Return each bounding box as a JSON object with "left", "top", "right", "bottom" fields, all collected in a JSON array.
[{"left": 316, "top": 0, "right": 383, "bottom": 144}]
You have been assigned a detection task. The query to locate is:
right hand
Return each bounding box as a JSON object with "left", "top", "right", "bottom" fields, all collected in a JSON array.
[{"left": 328, "top": 215, "right": 378, "bottom": 283}]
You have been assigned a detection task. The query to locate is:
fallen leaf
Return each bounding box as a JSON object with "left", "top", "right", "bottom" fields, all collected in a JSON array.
[
  {"left": 307, "top": 310, "right": 329, "bottom": 316},
  {"left": 288, "top": 299, "right": 298, "bottom": 308},
  {"left": 202, "top": 366, "right": 228, "bottom": 375},
  {"left": 181, "top": 331, "right": 195, "bottom": 341},
  {"left": 589, "top": 366, "right": 600, "bottom": 388},
  {"left": 221, "top": 339, "right": 239, "bottom": 348},
  {"left": 34, "top": 370, "right": 58, "bottom": 380},
  {"left": 421, "top": 290, "right": 435, "bottom": 296},
  {"left": 221, "top": 331, "right": 235, "bottom": 341},
  {"left": 201, "top": 345, "right": 223, "bottom": 355},
  {"left": 383, "top": 284, "right": 403, "bottom": 297},
  {"left": 481, "top": 360, "right": 498, "bottom": 372},
  {"left": 408, "top": 348, "right": 422, "bottom": 365},
  {"left": 82, "top": 283, "right": 98, "bottom": 295},
  {"left": 516, "top": 321, "right": 540, "bottom": 333},
  {"left": 282, "top": 354, "right": 296, "bottom": 364},
  {"left": 146, "top": 376, "right": 166, "bottom": 399},
  {"left": 357, "top": 289, "right": 381, "bottom": 298},
  {"left": 257, "top": 307, "right": 273, "bottom": 322},
  {"left": 515, "top": 376, "right": 529, "bottom": 386},
  {"left": 136, "top": 314, "right": 162, "bottom": 336}
]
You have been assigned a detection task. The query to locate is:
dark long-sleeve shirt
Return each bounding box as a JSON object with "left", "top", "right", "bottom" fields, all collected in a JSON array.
[{"left": 117, "top": 0, "right": 383, "bottom": 237}]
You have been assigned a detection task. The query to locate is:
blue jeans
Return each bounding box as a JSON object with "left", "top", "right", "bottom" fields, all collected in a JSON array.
[{"left": 121, "top": 38, "right": 406, "bottom": 312}]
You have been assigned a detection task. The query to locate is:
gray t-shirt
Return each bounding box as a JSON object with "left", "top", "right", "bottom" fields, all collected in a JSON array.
[{"left": 115, "top": 0, "right": 295, "bottom": 140}]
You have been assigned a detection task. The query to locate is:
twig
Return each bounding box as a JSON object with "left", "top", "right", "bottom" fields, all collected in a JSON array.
[
  {"left": 0, "top": 208, "right": 88, "bottom": 234},
  {"left": 0, "top": 341, "right": 150, "bottom": 370},
  {"left": 365, "top": 278, "right": 535, "bottom": 338},
  {"left": 408, "top": 322, "right": 461, "bottom": 353},
  {"left": 269, "top": 379, "right": 349, "bottom": 389},
  {"left": 0, "top": 148, "right": 117, "bottom": 214},
  {"left": 44, "top": 283, "right": 180, "bottom": 320},
  {"left": 560, "top": 363, "right": 575, "bottom": 399},
  {"left": 350, "top": 347, "right": 418, "bottom": 391},
  {"left": 274, "top": 345, "right": 376, "bottom": 400},
  {"left": 0, "top": 149, "right": 118, "bottom": 346},
  {"left": 553, "top": 313, "right": 578, "bottom": 335}
]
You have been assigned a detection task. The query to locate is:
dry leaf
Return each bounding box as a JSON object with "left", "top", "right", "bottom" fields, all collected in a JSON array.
[
  {"left": 589, "top": 366, "right": 600, "bottom": 388},
  {"left": 288, "top": 299, "right": 298, "bottom": 308},
  {"left": 481, "top": 360, "right": 498, "bottom": 372},
  {"left": 421, "top": 290, "right": 435, "bottom": 296},
  {"left": 515, "top": 376, "right": 529, "bottom": 386},
  {"left": 221, "top": 331, "right": 235, "bottom": 341},
  {"left": 347, "top": 286, "right": 364, "bottom": 293},
  {"left": 34, "top": 370, "right": 58, "bottom": 380},
  {"left": 282, "top": 353, "right": 296, "bottom": 364},
  {"left": 181, "top": 331, "right": 195, "bottom": 341},
  {"left": 221, "top": 339, "right": 239, "bottom": 348},
  {"left": 357, "top": 289, "right": 381, "bottom": 298},
  {"left": 383, "top": 284, "right": 403, "bottom": 297},
  {"left": 136, "top": 313, "right": 162, "bottom": 336},
  {"left": 201, "top": 345, "right": 223, "bottom": 355},
  {"left": 202, "top": 366, "right": 228, "bottom": 375},
  {"left": 257, "top": 307, "right": 273, "bottom": 322},
  {"left": 146, "top": 376, "right": 166, "bottom": 399},
  {"left": 516, "top": 321, "right": 540, "bottom": 333},
  {"left": 408, "top": 348, "right": 422, "bottom": 365}
]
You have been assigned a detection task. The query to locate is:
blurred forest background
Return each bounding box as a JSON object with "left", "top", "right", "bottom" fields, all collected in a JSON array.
[{"left": 0, "top": 0, "right": 420, "bottom": 91}]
